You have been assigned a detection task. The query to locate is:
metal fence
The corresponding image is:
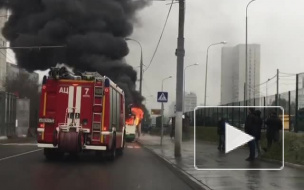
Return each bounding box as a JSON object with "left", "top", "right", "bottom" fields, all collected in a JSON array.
[
  {"left": 0, "top": 92, "right": 17, "bottom": 137},
  {"left": 181, "top": 73, "right": 304, "bottom": 132}
]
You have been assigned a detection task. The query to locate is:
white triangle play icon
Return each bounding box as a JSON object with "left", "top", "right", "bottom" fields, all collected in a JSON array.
[{"left": 225, "top": 123, "right": 254, "bottom": 154}]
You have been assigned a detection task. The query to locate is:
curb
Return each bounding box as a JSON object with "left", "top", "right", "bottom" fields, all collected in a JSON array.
[
  {"left": 138, "top": 140, "right": 211, "bottom": 190},
  {"left": 261, "top": 157, "right": 304, "bottom": 170},
  {"left": 284, "top": 162, "right": 304, "bottom": 170}
]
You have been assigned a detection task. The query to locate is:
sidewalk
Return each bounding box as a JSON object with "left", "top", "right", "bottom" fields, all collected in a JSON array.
[{"left": 139, "top": 134, "right": 304, "bottom": 190}]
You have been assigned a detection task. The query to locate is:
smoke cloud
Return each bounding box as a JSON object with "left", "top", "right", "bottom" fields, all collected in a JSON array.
[{"left": 0, "top": 0, "right": 149, "bottom": 107}]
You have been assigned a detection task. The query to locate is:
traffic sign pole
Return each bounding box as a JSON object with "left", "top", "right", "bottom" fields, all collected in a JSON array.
[
  {"left": 157, "top": 91, "right": 168, "bottom": 146},
  {"left": 161, "top": 102, "right": 164, "bottom": 145}
]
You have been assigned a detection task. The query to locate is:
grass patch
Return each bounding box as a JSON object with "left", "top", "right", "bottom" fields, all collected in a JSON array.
[
  {"left": 260, "top": 134, "right": 283, "bottom": 161},
  {"left": 260, "top": 132, "right": 304, "bottom": 165},
  {"left": 194, "top": 126, "right": 218, "bottom": 143},
  {"left": 193, "top": 126, "right": 304, "bottom": 165},
  {"left": 283, "top": 132, "right": 304, "bottom": 165}
]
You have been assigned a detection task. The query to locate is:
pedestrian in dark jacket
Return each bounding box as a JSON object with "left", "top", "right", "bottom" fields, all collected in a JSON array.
[
  {"left": 264, "top": 111, "right": 282, "bottom": 151},
  {"left": 217, "top": 117, "right": 226, "bottom": 151},
  {"left": 254, "top": 110, "right": 263, "bottom": 157},
  {"left": 244, "top": 108, "right": 256, "bottom": 161}
]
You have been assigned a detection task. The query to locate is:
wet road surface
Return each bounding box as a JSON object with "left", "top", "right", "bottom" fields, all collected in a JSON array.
[
  {"left": 0, "top": 139, "right": 193, "bottom": 190},
  {"left": 140, "top": 135, "right": 304, "bottom": 190}
]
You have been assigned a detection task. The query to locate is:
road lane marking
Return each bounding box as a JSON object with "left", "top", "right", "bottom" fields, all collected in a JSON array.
[{"left": 0, "top": 149, "right": 42, "bottom": 162}]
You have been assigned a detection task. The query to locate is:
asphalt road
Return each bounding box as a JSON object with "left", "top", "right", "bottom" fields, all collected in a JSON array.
[{"left": 0, "top": 140, "right": 193, "bottom": 190}]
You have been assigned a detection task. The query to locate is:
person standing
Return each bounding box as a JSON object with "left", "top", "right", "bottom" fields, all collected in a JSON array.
[
  {"left": 254, "top": 110, "right": 263, "bottom": 157},
  {"left": 244, "top": 108, "right": 257, "bottom": 161},
  {"left": 264, "top": 111, "right": 282, "bottom": 151},
  {"left": 217, "top": 117, "right": 226, "bottom": 152}
]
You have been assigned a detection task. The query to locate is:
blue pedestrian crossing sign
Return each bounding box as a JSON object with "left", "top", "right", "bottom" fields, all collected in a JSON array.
[{"left": 157, "top": 92, "right": 168, "bottom": 103}]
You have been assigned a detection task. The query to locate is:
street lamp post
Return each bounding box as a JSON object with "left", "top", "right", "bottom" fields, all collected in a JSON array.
[
  {"left": 183, "top": 63, "right": 199, "bottom": 112},
  {"left": 204, "top": 41, "right": 227, "bottom": 107},
  {"left": 161, "top": 76, "right": 172, "bottom": 145},
  {"left": 245, "top": 0, "right": 257, "bottom": 106},
  {"left": 125, "top": 38, "right": 144, "bottom": 96}
]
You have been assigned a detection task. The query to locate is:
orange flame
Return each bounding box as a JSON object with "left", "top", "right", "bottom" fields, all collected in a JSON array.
[
  {"left": 126, "top": 107, "right": 144, "bottom": 126},
  {"left": 125, "top": 117, "right": 135, "bottom": 125}
]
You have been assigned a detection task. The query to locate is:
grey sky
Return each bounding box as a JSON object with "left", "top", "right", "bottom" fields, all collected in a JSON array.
[
  {"left": 124, "top": 0, "right": 304, "bottom": 113},
  {"left": 28, "top": 0, "right": 304, "bottom": 114}
]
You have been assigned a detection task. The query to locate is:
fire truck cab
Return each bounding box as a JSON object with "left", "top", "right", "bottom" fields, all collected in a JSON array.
[{"left": 37, "top": 67, "right": 126, "bottom": 160}]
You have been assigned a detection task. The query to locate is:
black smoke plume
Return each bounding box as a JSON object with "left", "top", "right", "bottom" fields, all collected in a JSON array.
[{"left": 0, "top": 0, "right": 149, "bottom": 107}]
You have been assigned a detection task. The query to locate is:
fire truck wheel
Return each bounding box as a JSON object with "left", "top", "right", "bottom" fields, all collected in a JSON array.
[
  {"left": 44, "top": 148, "right": 64, "bottom": 161},
  {"left": 77, "top": 132, "right": 83, "bottom": 151},
  {"left": 107, "top": 136, "right": 116, "bottom": 161},
  {"left": 52, "top": 130, "right": 58, "bottom": 147},
  {"left": 117, "top": 132, "right": 125, "bottom": 156}
]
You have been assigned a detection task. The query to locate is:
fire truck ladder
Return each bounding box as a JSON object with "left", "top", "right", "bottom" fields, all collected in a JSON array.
[{"left": 91, "top": 77, "right": 104, "bottom": 142}]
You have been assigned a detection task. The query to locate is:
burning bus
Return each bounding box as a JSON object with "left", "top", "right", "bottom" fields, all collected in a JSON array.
[{"left": 125, "top": 107, "right": 144, "bottom": 142}]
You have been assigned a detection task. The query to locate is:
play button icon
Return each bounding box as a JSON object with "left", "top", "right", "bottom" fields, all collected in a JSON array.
[{"left": 225, "top": 123, "right": 254, "bottom": 154}]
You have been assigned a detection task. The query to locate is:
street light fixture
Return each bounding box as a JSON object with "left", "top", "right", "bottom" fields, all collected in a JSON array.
[
  {"left": 245, "top": 0, "right": 257, "bottom": 106},
  {"left": 204, "top": 41, "right": 227, "bottom": 107},
  {"left": 125, "top": 38, "right": 144, "bottom": 96},
  {"left": 183, "top": 63, "right": 199, "bottom": 112},
  {"left": 161, "top": 75, "right": 172, "bottom": 145}
]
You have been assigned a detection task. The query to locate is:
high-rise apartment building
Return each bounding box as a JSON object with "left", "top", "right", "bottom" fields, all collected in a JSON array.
[{"left": 221, "top": 44, "right": 260, "bottom": 105}]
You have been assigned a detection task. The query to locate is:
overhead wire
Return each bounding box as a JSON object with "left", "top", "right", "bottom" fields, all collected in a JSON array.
[
  {"left": 144, "top": 0, "right": 174, "bottom": 72},
  {"left": 142, "top": 80, "right": 154, "bottom": 98},
  {"left": 253, "top": 74, "right": 277, "bottom": 88},
  {"left": 279, "top": 71, "right": 296, "bottom": 75}
]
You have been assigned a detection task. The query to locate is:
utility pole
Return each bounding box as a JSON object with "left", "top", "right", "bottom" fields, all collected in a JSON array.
[{"left": 174, "top": 0, "right": 185, "bottom": 157}]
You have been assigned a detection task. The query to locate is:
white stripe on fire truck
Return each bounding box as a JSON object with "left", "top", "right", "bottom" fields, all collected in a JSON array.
[
  {"left": 75, "top": 86, "right": 82, "bottom": 125},
  {"left": 68, "top": 86, "right": 74, "bottom": 124}
]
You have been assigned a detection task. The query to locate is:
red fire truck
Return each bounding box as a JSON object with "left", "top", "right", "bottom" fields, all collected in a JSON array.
[{"left": 37, "top": 67, "right": 126, "bottom": 160}]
